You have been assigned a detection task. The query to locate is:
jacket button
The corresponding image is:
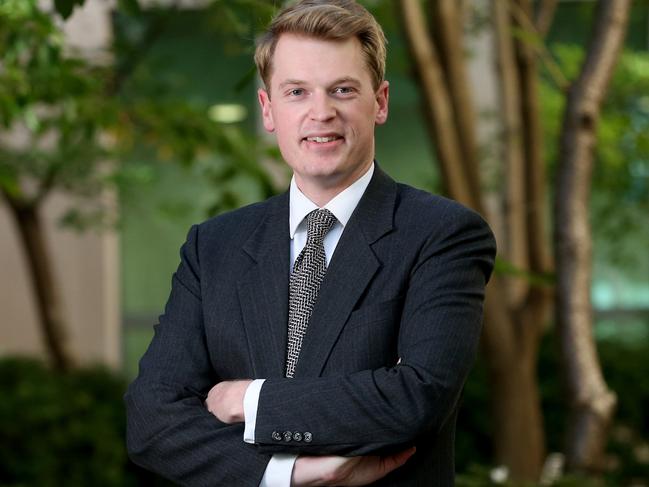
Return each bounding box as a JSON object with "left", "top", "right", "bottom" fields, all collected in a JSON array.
[
  {"left": 283, "top": 431, "right": 293, "bottom": 442},
  {"left": 293, "top": 432, "right": 302, "bottom": 442},
  {"left": 272, "top": 431, "right": 282, "bottom": 441},
  {"left": 304, "top": 432, "right": 313, "bottom": 443}
]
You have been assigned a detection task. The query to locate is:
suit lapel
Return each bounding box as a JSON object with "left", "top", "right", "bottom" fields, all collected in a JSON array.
[
  {"left": 294, "top": 167, "right": 397, "bottom": 378},
  {"left": 238, "top": 193, "right": 290, "bottom": 378}
]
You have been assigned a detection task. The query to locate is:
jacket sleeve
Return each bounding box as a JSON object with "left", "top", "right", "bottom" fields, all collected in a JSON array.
[
  {"left": 124, "top": 225, "right": 270, "bottom": 487},
  {"left": 252, "top": 207, "right": 496, "bottom": 456}
]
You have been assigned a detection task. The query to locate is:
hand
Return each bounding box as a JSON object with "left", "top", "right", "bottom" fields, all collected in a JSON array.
[
  {"left": 291, "top": 447, "right": 416, "bottom": 486},
  {"left": 205, "top": 379, "right": 252, "bottom": 424}
]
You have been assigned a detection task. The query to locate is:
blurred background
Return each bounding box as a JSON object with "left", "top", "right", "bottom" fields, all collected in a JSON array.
[{"left": 1, "top": 0, "right": 648, "bottom": 485}]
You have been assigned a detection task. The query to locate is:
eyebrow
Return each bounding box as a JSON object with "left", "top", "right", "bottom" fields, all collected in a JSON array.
[
  {"left": 331, "top": 77, "right": 362, "bottom": 87},
  {"left": 278, "top": 79, "right": 306, "bottom": 90},
  {"left": 277, "top": 77, "right": 363, "bottom": 91}
]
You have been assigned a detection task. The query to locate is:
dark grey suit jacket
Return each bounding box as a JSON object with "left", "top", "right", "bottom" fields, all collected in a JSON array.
[{"left": 125, "top": 167, "right": 496, "bottom": 486}]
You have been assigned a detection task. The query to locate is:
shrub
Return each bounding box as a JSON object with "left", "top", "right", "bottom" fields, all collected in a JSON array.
[
  {"left": 457, "top": 332, "right": 649, "bottom": 485},
  {"left": 0, "top": 357, "right": 170, "bottom": 487}
]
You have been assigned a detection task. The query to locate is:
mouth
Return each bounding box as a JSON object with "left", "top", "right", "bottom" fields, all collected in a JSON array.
[
  {"left": 304, "top": 135, "right": 342, "bottom": 143},
  {"left": 302, "top": 134, "right": 344, "bottom": 149}
]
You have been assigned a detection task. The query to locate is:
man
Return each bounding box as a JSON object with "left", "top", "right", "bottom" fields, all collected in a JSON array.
[{"left": 125, "top": 1, "right": 496, "bottom": 486}]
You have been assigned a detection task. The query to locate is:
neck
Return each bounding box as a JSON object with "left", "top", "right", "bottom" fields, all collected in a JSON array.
[
  {"left": 295, "top": 161, "right": 373, "bottom": 207},
  {"left": 297, "top": 186, "right": 342, "bottom": 208}
]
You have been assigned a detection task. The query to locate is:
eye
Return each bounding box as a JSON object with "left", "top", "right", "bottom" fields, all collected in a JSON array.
[
  {"left": 333, "top": 86, "right": 355, "bottom": 95},
  {"left": 289, "top": 88, "right": 304, "bottom": 96}
]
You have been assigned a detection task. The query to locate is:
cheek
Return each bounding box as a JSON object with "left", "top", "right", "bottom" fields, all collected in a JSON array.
[
  {"left": 349, "top": 103, "right": 377, "bottom": 133},
  {"left": 273, "top": 124, "right": 300, "bottom": 157},
  {"left": 273, "top": 119, "right": 291, "bottom": 141},
  {"left": 275, "top": 114, "right": 301, "bottom": 139},
  {"left": 353, "top": 116, "right": 375, "bottom": 138}
]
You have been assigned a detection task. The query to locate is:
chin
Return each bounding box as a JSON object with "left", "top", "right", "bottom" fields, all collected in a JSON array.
[{"left": 299, "top": 161, "right": 342, "bottom": 178}]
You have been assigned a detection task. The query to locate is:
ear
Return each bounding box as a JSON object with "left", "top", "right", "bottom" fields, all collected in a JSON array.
[
  {"left": 258, "top": 88, "right": 275, "bottom": 132},
  {"left": 374, "top": 80, "right": 389, "bottom": 125}
]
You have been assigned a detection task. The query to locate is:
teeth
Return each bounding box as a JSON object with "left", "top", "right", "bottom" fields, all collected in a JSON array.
[{"left": 307, "top": 136, "right": 338, "bottom": 143}]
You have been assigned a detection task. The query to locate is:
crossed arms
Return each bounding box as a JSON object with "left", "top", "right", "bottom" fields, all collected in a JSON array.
[{"left": 124, "top": 200, "right": 495, "bottom": 486}]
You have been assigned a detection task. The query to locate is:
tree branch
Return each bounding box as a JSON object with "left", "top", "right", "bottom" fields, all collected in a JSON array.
[
  {"left": 509, "top": 0, "right": 569, "bottom": 91},
  {"left": 1, "top": 183, "right": 73, "bottom": 370},
  {"left": 512, "top": 0, "right": 554, "bottom": 297},
  {"left": 396, "top": 0, "right": 480, "bottom": 212},
  {"left": 554, "top": 0, "right": 631, "bottom": 472},
  {"left": 534, "top": 0, "right": 559, "bottom": 38},
  {"left": 106, "top": 1, "right": 181, "bottom": 96},
  {"left": 430, "top": 0, "right": 483, "bottom": 203},
  {"left": 32, "top": 162, "right": 64, "bottom": 207},
  {"left": 492, "top": 0, "right": 529, "bottom": 310}
]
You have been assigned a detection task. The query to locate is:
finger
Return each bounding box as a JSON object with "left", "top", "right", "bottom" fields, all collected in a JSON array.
[{"left": 381, "top": 447, "right": 416, "bottom": 472}]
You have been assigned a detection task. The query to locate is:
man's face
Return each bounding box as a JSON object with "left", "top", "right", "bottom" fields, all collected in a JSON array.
[{"left": 258, "top": 33, "right": 389, "bottom": 200}]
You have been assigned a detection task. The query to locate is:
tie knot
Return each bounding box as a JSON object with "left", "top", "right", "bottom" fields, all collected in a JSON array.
[{"left": 306, "top": 209, "right": 336, "bottom": 244}]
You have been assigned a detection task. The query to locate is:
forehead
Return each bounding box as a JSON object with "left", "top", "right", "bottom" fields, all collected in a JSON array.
[{"left": 269, "top": 33, "right": 372, "bottom": 88}]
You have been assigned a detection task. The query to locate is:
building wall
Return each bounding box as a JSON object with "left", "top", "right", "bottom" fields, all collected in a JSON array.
[
  {"left": 0, "top": 194, "right": 121, "bottom": 368},
  {"left": 0, "top": 0, "right": 120, "bottom": 368}
]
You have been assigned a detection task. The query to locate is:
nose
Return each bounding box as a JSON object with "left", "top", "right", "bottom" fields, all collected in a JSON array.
[{"left": 309, "top": 91, "right": 336, "bottom": 122}]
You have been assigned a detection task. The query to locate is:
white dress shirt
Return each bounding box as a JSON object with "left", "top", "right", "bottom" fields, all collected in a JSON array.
[{"left": 242, "top": 163, "right": 375, "bottom": 486}]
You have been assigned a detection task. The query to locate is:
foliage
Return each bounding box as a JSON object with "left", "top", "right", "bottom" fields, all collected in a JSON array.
[
  {"left": 0, "top": 0, "right": 115, "bottom": 215},
  {"left": 3, "top": 332, "right": 647, "bottom": 486},
  {"left": 0, "top": 0, "right": 280, "bottom": 230},
  {"left": 0, "top": 357, "right": 172, "bottom": 486},
  {"left": 53, "top": 0, "right": 85, "bottom": 19},
  {"left": 540, "top": 44, "right": 649, "bottom": 280},
  {"left": 457, "top": 333, "right": 649, "bottom": 486},
  {"left": 110, "top": 0, "right": 284, "bottom": 217},
  {"left": 456, "top": 464, "right": 601, "bottom": 487}
]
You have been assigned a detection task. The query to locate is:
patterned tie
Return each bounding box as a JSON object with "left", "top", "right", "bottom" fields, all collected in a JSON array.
[{"left": 285, "top": 209, "right": 337, "bottom": 378}]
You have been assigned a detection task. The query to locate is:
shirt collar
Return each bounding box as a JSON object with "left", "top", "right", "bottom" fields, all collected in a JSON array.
[{"left": 289, "top": 163, "right": 375, "bottom": 238}]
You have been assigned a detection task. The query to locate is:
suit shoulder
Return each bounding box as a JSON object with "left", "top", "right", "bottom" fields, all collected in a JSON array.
[
  {"left": 393, "top": 183, "right": 497, "bottom": 279},
  {"left": 395, "top": 183, "right": 490, "bottom": 231},
  {"left": 195, "top": 193, "right": 283, "bottom": 238},
  {"left": 177, "top": 193, "right": 286, "bottom": 256}
]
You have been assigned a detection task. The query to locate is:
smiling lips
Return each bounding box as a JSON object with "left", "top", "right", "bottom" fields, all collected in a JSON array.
[
  {"left": 307, "top": 136, "right": 339, "bottom": 143},
  {"left": 303, "top": 135, "right": 343, "bottom": 145}
]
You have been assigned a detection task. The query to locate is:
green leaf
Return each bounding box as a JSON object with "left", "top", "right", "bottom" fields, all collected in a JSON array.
[
  {"left": 233, "top": 64, "right": 258, "bottom": 93},
  {"left": 510, "top": 26, "right": 543, "bottom": 50},
  {"left": 53, "top": 0, "right": 85, "bottom": 20},
  {"left": 118, "top": 0, "right": 141, "bottom": 16},
  {"left": 23, "top": 106, "right": 39, "bottom": 132},
  {"left": 0, "top": 164, "right": 21, "bottom": 200},
  {"left": 493, "top": 257, "right": 555, "bottom": 286}
]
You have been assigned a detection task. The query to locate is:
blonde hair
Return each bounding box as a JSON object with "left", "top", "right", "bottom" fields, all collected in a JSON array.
[{"left": 255, "top": 0, "right": 387, "bottom": 91}]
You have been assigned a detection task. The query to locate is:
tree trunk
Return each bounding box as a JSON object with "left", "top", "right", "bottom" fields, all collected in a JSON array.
[
  {"left": 534, "top": 0, "right": 559, "bottom": 38},
  {"left": 492, "top": 0, "right": 529, "bottom": 309},
  {"left": 481, "top": 282, "right": 546, "bottom": 480},
  {"left": 398, "top": 0, "right": 548, "bottom": 480},
  {"left": 487, "top": 343, "right": 545, "bottom": 478},
  {"left": 513, "top": 0, "right": 553, "bottom": 281},
  {"left": 429, "top": 0, "right": 482, "bottom": 200},
  {"left": 397, "top": 0, "right": 480, "bottom": 212},
  {"left": 3, "top": 195, "right": 74, "bottom": 371},
  {"left": 554, "top": 0, "right": 630, "bottom": 473}
]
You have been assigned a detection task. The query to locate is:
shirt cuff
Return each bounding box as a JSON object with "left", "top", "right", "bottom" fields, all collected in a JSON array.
[
  {"left": 260, "top": 454, "right": 298, "bottom": 487},
  {"left": 243, "top": 378, "right": 265, "bottom": 443}
]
